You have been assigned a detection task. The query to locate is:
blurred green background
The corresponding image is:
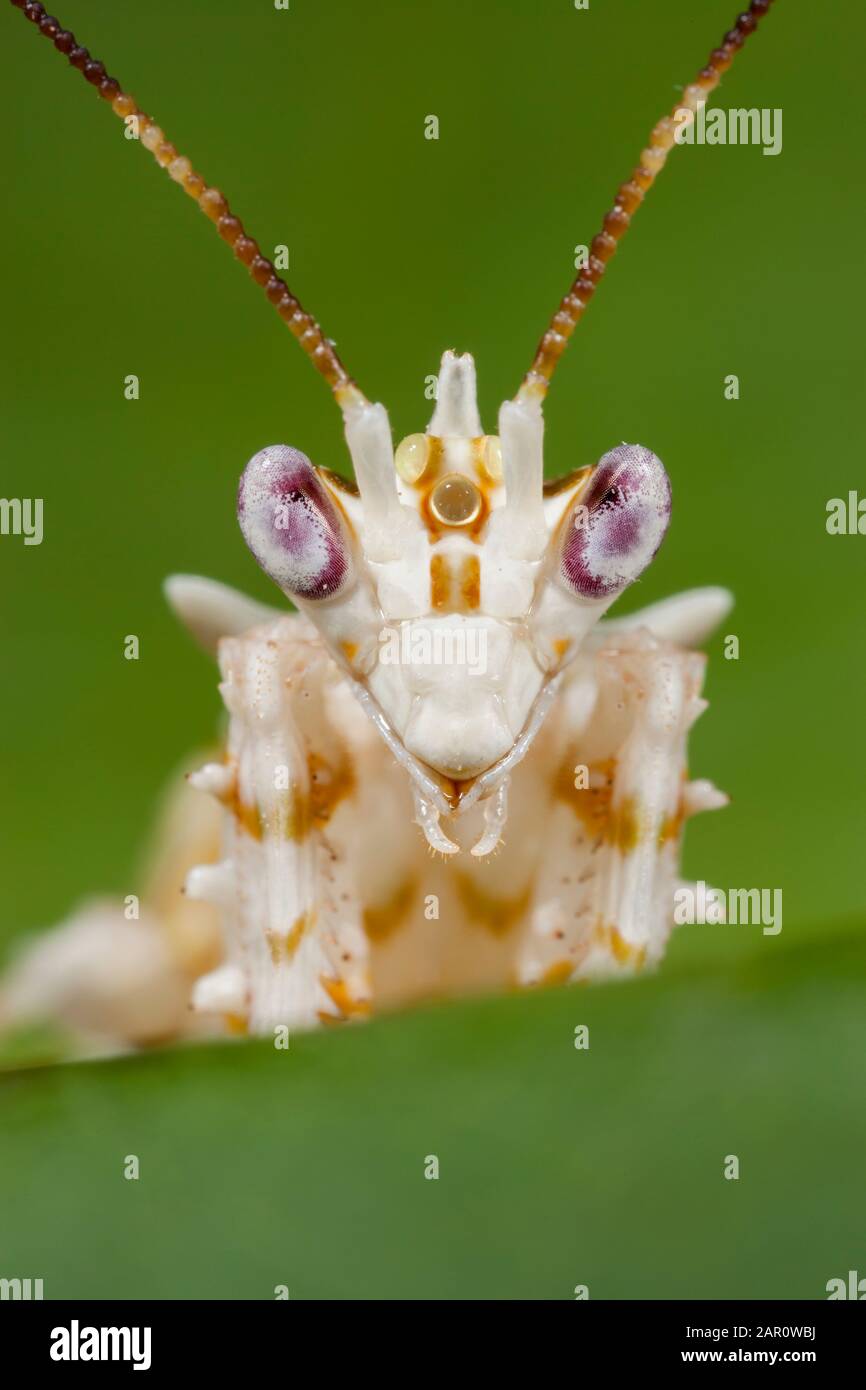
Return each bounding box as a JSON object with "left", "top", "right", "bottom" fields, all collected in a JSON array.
[{"left": 1, "top": 0, "right": 864, "bottom": 1299}]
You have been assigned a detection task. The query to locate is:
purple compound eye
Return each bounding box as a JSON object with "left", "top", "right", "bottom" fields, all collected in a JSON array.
[
  {"left": 237, "top": 445, "right": 353, "bottom": 601},
  {"left": 560, "top": 444, "right": 671, "bottom": 600}
]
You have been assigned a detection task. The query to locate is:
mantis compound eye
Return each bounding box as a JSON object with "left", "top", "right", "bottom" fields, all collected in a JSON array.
[
  {"left": 560, "top": 444, "right": 671, "bottom": 600},
  {"left": 237, "top": 445, "right": 354, "bottom": 601}
]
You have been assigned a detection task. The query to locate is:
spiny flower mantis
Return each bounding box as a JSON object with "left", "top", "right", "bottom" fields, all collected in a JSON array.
[{"left": 2, "top": 0, "right": 775, "bottom": 1044}]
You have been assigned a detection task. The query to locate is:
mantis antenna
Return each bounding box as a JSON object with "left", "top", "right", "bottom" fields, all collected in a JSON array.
[
  {"left": 9, "top": 0, "right": 367, "bottom": 413},
  {"left": 517, "top": 0, "right": 776, "bottom": 403}
]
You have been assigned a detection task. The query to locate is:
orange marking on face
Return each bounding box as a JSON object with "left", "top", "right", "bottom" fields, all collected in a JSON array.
[
  {"left": 542, "top": 464, "right": 593, "bottom": 498},
  {"left": 318, "top": 469, "right": 360, "bottom": 542},
  {"left": 341, "top": 640, "right": 358, "bottom": 663},
  {"left": 317, "top": 465, "right": 359, "bottom": 499},
  {"left": 460, "top": 554, "right": 481, "bottom": 611},
  {"left": 430, "top": 552, "right": 451, "bottom": 609},
  {"left": 552, "top": 637, "right": 570, "bottom": 661},
  {"left": 426, "top": 435, "right": 445, "bottom": 477},
  {"left": 224, "top": 1013, "right": 248, "bottom": 1036}
]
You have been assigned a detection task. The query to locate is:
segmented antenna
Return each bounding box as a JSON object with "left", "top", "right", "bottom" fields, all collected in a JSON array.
[
  {"left": 9, "top": 0, "right": 366, "bottom": 410},
  {"left": 517, "top": 0, "right": 776, "bottom": 402}
]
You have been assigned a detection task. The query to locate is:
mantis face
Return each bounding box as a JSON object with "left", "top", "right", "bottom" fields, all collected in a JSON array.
[{"left": 237, "top": 350, "right": 671, "bottom": 853}]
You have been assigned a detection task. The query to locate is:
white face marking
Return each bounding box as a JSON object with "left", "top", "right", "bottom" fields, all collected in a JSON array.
[{"left": 370, "top": 615, "right": 538, "bottom": 780}]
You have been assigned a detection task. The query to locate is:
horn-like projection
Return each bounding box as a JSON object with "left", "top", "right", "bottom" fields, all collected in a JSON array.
[
  {"left": 343, "top": 399, "right": 411, "bottom": 563},
  {"left": 429, "top": 351, "right": 483, "bottom": 437},
  {"left": 496, "top": 397, "right": 547, "bottom": 561}
]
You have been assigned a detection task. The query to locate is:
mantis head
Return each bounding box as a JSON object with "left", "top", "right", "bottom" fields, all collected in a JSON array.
[{"left": 237, "top": 350, "right": 671, "bottom": 854}]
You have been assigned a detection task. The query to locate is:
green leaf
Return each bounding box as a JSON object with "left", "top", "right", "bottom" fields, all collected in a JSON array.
[{"left": 1, "top": 930, "right": 864, "bottom": 1300}]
